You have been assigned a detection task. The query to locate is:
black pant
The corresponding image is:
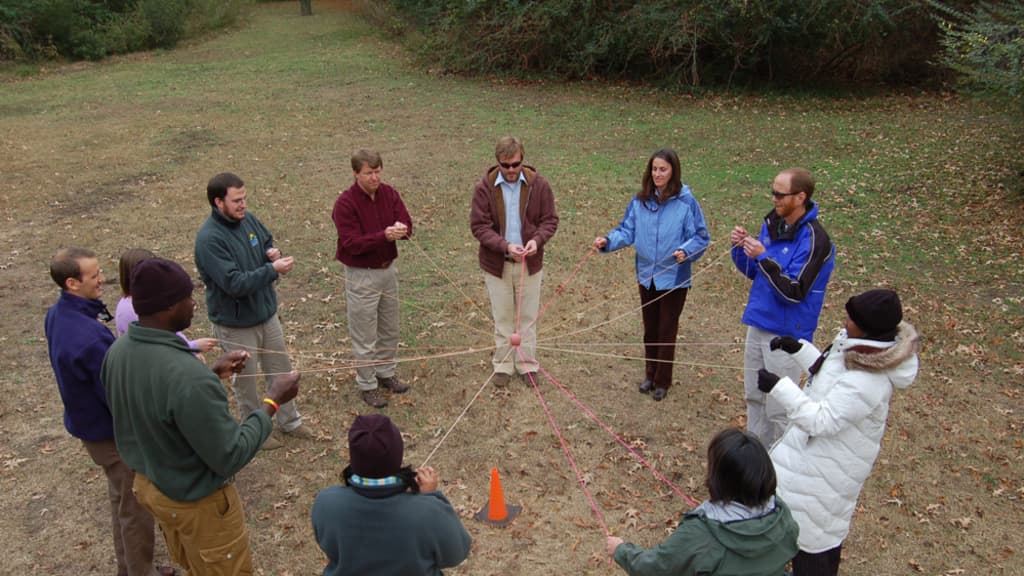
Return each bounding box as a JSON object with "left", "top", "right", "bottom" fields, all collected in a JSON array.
[
  {"left": 792, "top": 545, "right": 842, "bottom": 576},
  {"left": 638, "top": 284, "right": 688, "bottom": 389}
]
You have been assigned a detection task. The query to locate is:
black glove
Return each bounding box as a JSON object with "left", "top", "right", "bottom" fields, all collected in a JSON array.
[
  {"left": 770, "top": 336, "right": 802, "bottom": 354},
  {"left": 757, "top": 369, "right": 780, "bottom": 394}
]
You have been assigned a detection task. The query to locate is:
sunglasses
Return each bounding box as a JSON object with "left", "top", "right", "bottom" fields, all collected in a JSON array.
[
  {"left": 499, "top": 161, "right": 522, "bottom": 169},
  {"left": 771, "top": 188, "right": 801, "bottom": 199}
]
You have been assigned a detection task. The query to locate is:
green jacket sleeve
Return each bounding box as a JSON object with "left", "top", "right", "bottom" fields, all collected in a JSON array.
[
  {"left": 613, "top": 519, "right": 716, "bottom": 576},
  {"left": 174, "top": 372, "right": 272, "bottom": 478}
]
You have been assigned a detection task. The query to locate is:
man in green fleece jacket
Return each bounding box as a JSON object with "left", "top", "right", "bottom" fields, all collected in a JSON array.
[
  {"left": 194, "top": 171, "right": 310, "bottom": 450},
  {"left": 103, "top": 257, "right": 300, "bottom": 575}
]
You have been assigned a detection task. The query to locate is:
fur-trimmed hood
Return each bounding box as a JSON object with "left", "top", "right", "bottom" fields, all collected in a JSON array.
[{"left": 842, "top": 321, "right": 920, "bottom": 388}]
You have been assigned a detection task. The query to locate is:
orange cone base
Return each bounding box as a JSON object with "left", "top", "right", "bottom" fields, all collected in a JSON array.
[{"left": 474, "top": 501, "right": 522, "bottom": 527}]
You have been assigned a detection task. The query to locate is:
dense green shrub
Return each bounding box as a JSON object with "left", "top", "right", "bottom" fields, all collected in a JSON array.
[
  {"left": 931, "top": 0, "right": 1024, "bottom": 101},
  {"left": 0, "top": 0, "right": 243, "bottom": 62},
  {"left": 140, "top": 0, "right": 185, "bottom": 48},
  {"left": 367, "top": 0, "right": 955, "bottom": 86}
]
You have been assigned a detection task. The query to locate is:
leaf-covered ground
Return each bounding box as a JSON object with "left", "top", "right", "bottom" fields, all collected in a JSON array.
[{"left": 1, "top": 2, "right": 1021, "bottom": 575}]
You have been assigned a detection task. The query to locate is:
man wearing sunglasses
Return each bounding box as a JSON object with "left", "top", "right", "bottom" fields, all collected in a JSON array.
[
  {"left": 470, "top": 136, "right": 559, "bottom": 387},
  {"left": 730, "top": 168, "right": 835, "bottom": 447}
]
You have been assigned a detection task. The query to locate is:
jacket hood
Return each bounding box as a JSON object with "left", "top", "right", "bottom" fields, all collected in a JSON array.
[
  {"left": 692, "top": 498, "right": 794, "bottom": 559},
  {"left": 843, "top": 321, "right": 920, "bottom": 389}
]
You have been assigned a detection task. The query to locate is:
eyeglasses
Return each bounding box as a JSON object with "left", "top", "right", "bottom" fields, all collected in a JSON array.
[
  {"left": 499, "top": 161, "right": 522, "bottom": 169},
  {"left": 771, "top": 188, "right": 801, "bottom": 199}
]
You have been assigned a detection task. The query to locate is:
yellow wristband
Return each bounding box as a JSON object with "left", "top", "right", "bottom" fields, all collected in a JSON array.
[{"left": 262, "top": 397, "right": 280, "bottom": 413}]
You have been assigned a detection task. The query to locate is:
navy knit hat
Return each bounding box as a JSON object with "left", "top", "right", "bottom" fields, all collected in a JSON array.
[
  {"left": 131, "top": 258, "right": 194, "bottom": 316},
  {"left": 349, "top": 414, "right": 404, "bottom": 479},
  {"left": 845, "top": 289, "right": 902, "bottom": 340}
]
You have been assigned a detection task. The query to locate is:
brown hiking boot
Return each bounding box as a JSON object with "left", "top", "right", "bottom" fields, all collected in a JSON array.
[
  {"left": 361, "top": 388, "right": 388, "bottom": 408},
  {"left": 377, "top": 375, "right": 409, "bottom": 394},
  {"left": 492, "top": 372, "right": 512, "bottom": 388}
]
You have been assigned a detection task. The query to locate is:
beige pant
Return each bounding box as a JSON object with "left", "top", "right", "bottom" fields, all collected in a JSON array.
[
  {"left": 134, "top": 475, "right": 253, "bottom": 576},
  {"left": 212, "top": 314, "right": 301, "bottom": 431},
  {"left": 344, "top": 262, "right": 400, "bottom": 391},
  {"left": 485, "top": 263, "right": 542, "bottom": 374},
  {"left": 81, "top": 440, "right": 158, "bottom": 576}
]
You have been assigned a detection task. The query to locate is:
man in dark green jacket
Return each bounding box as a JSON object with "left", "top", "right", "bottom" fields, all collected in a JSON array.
[
  {"left": 194, "top": 172, "right": 310, "bottom": 450},
  {"left": 103, "top": 257, "right": 300, "bottom": 575}
]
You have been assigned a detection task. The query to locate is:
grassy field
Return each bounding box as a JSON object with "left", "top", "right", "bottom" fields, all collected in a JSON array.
[{"left": 2, "top": 1, "right": 1022, "bottom": 574}]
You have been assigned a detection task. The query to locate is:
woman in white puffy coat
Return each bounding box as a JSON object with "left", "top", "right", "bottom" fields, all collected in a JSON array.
[{"left": 757, "top": 289, "right": 920, "bottom": 576}]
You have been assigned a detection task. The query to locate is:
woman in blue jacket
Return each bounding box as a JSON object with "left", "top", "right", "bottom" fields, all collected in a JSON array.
[{"left": 594, "top": 148, "right": 710, "bottom": 401}]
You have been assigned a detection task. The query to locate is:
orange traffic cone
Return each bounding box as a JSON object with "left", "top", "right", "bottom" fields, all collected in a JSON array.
[{"left": 474, "top": 467, "right": 521, "bottom": 527}]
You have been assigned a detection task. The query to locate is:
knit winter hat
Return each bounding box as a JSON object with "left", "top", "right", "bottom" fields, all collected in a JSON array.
[
  {"left": 348, "top": 414, "right": 404, "bottom": 479},
  {"left": 131, "top": 258, "right": 194, "bottom": 316},
  {"left": 845, "top": 289, "right": 902, "bottom": 340}
]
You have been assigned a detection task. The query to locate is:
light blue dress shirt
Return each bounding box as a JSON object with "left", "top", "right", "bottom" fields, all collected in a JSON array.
[{"left": 495, "top": 171, "right": 527, "bottom": 247}]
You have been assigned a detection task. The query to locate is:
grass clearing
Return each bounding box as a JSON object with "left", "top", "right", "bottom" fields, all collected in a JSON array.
[{"left": 2, "top": 2, "right": 1022, "bottom": 575}]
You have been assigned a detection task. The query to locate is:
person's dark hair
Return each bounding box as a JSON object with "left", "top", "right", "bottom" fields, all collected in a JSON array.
[
  {"left": 207, "top": 172, "right": 245, "bottom": 207},
  {"left": 118, "top": 248, "right": 156, "bottom": 297},
  {"left": 705, "top": 428, "right": 776, "bottom": 507},
  {"left": 351, "top": 149, "right": 382, "bottom": 172},
  {"left": 638, "top": 148, "right": 682, "bottom": 203},
  {"left": 50, "top": 247, "right": 96, "bottom": 290},
  {"left": 782, "top": 167, "right": 815, "bottom": 202}
]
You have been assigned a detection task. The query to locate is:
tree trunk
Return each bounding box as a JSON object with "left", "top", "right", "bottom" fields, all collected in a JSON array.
[{"left": 300, "top": 0, "right": 312, "bottom": 16}]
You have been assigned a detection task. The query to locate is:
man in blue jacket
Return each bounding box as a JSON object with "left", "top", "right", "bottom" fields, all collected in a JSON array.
[
  {"left": 730, "top": 168, "right": 835, "bottom": 447},
  {"left": 44, "top": 247, "right": 169, "bottom": 576}
]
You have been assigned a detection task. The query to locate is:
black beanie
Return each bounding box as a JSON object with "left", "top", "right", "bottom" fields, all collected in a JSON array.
[
  {"left": 845, "top": 289, "right": 902, "bottom": 340},
  {"left": 131, "top": 258, "right": 194, "bottom": 316},
  {"left": 349, "top": 414, "right": 404, "bottom": 479}
]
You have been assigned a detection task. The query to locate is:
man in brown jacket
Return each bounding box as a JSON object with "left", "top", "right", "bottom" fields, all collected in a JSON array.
[{"left": 470, "top": 136, "right": 558, "bottom": 386}]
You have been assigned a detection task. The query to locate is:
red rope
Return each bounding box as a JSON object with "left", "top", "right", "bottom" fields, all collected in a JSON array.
[
  {"left": 522, "top": 246, "right": 598, "bottom": 336},
  {"left": 519, "top": 348, "right": 610, "bottom": 536},
  {"left": 534, "top": 358, "right": 700, "bottom": 509}
]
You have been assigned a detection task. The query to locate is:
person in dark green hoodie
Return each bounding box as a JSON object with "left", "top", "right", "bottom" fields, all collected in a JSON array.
[{"left": 606, "top": 428, "right": 798, "bottom": 576}]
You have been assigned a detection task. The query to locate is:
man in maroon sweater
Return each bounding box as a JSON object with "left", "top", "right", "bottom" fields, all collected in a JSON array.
[{"left": 332, "top": 149, "right": 413, "bottom": 407}]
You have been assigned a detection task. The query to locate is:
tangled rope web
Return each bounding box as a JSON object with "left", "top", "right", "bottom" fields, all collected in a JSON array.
[{"left": 228, "top": 235, "right": 753, "bottom": 541}]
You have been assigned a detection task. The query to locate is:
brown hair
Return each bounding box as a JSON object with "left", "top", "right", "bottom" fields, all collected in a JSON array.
[
  {"left": 782, "top": 167, "right": 815, "bottom": 200},
  {"left": 118, "top": 248, "right": 156, "bottom": 297},
  {"left": 50, "top": 247, "right": 96, "bottom": 290},
  {"left": 351, "top": 149, "right": 383, "bottom": 172},
  {"left": 207, "top": 172, "right": 245, "bottom": 207},
  {"left": 494, "top": 136, "right": 524, "bottom": 161},
  {"left": 638, "top": 148, "right": 682, "bottom": 203}
]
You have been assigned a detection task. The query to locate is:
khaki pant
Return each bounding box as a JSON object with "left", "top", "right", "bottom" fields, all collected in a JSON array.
[
  {"left": 344, "top": 262, "right": 400, "bottom": 391},
  {"left": 81, "top": 440, "right": 158, "bottom": 576},
  {"left": 134, "top": 475, "right": 253, "bottom": 576},
  {"left": 484, "top": 263, "right": 542, "bottom": 374},
  {"left": 212, "top": 314, "right": 301, "bottom": 431}
]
